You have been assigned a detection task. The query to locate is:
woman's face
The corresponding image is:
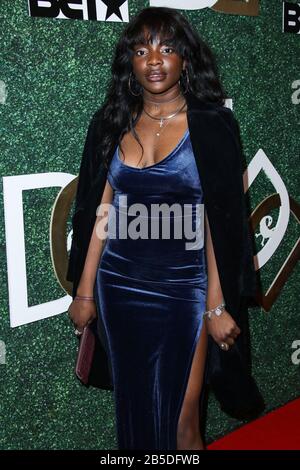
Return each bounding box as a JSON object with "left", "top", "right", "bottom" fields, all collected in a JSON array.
[{"left": 131, "top": 32, "right": 186, "bottom": 95}]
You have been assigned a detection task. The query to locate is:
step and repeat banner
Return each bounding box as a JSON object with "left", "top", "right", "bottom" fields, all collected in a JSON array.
[{"left": 0, "top": 0, "right": 299, "bottom": 449}]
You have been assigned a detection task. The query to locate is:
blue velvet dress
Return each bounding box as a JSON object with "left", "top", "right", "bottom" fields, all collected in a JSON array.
[{"left": 94, "top": 127, "right": 208, "bottom": 450}]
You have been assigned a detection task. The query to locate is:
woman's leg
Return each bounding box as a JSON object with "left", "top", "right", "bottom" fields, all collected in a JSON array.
[{"left": 176, "top": 320, "right": 208, "bottom": 450}]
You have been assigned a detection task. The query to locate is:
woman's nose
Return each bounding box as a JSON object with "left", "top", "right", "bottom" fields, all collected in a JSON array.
[{"left": 147, "top": 51, "right": 163, "bottom": 65}]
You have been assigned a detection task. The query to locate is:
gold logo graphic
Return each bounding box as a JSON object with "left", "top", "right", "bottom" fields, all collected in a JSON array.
[
  {"left": 213, "top": 0, "right": 259, "bottom": 16},
  {"left": 250, "top": 193, "right": 300, "bottom": 311},
  {"left": 50, "top": 177, "right": 78, "bottom": 296}
]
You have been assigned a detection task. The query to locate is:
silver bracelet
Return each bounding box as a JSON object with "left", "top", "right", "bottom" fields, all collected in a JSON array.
[{"left": 203, "top": 301, "right": 226, "bottom": 320}]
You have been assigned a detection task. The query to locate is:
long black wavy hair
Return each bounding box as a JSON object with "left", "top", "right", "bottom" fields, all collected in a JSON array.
[{"left": 95, "top": 6, "right": 227, "bottom": 170}]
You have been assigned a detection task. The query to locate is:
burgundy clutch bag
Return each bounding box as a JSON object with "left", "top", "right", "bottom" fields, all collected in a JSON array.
[
  {"left": 75, "top": 321, "right": 96, "bottom": 385},
  {"left": 74, "top": 317, "right": 113, "bottom": 390}
]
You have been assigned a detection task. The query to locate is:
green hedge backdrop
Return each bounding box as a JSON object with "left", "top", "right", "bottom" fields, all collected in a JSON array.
[{"left": 0, "top": 0, "right": 299, "bottom": 449}]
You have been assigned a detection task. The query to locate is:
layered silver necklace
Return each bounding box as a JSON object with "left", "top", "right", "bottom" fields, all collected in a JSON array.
[{"left": 143, "top": 93, "right": 187, "bottom": 137}]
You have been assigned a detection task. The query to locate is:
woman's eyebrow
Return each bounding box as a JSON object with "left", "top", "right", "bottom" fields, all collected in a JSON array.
[
  {"left": 134, "top": 39, "right": 173, "bottom": 48},
  {"left": 133, "top": 41, "right": 148, "bottom": 47}
]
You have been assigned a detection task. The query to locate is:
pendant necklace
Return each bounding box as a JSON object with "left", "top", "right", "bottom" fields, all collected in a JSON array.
[{"left": 143, "top": 100, "right": 187, "bottom": 136}]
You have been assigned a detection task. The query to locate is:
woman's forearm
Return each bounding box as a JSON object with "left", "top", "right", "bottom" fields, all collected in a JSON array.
[
  {"left": 75, "top": 179, "right": 114, "bottom": 297},
  {"left": 204, "top": 211, "right": 224, "bottom": 309},
  {"left": 76, "top": 218, "right": 107, "bottom": 297}
]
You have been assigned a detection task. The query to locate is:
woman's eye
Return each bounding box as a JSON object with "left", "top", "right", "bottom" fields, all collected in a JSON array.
[
  {"left": 135, "top": 47, "right": 174, "bottom": 56},
  {"left": 162, "top": 47, "right": 173, "bottom": 54}
]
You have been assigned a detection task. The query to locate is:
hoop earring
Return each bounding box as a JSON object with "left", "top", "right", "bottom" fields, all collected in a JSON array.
[
  {"left": 179, "top": 68, "right": 190, "bottom": 94},
  {"left": 128, "top": 72, "right": 142, "bottom": 96}
]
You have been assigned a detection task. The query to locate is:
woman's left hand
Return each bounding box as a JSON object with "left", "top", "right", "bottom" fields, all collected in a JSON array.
[{"left": 204, "top": 309, "right": 241, "bottom": 350}]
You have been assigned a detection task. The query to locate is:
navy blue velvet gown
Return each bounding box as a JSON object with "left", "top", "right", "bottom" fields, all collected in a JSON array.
[{"left": 93, "top": 127, "right": 208, "bottom": 450}]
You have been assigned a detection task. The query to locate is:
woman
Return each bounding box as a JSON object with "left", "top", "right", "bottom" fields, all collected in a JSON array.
[{"left": 67, "top": 7, "right": 263, "bottom": 450}]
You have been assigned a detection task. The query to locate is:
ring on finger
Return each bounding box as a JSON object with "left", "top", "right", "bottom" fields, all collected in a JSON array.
[{"left": 220, "top": 342, "right": 229, "bottom": 351}]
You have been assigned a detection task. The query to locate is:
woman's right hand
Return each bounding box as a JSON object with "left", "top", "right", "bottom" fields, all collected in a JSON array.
[
  {"left": 67, "top": 299, "right": 97, "bottom": 334},
  {"left": 204, "top": 309, "right": 241, "bottom": 350}
]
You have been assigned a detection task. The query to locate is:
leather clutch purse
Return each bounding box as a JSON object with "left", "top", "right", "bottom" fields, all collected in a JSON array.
[
  {"left": 74, "top": 317, "right": 113, "bottom": 389},
  {"left": 75, "top": 320, "right": 96, "bottom": 385}
]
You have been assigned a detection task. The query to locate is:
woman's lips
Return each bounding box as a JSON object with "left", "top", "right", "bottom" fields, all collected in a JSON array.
[{"left": 146, "top": 74, "right": 166, "bottom": 82}]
